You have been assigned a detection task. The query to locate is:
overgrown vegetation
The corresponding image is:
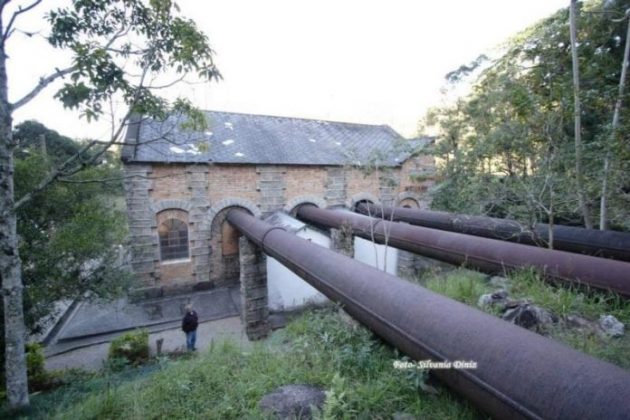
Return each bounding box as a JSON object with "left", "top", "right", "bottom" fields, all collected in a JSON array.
[
  {"left": 5, "top": 308, "right": 482, "bottom": 419},
  {"left": 422, "top": 268, "right": 630, "bottom": 369},
  {"left": 1, "top": 0, "right": 222, "bottom": 408},
  {"left": 14, "top": 121, "right": 130, "bottom": 332},
  {"left": 0, "top": 121, "right": 131, "bottom": 393},
  {"left": 25, "top": 344, "right": 59, "bottom": 394},
  {"left": 424, "top": 0, "right": 630, "bottom": 231},
  {"left": 424, "top": 270, "right": 489, "bottom": 307},
  {"left": 107, "top": 329, "right": 150, "bottom": 370}
]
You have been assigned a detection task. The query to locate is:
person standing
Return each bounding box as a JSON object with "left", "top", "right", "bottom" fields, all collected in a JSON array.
[{"left": 182, "top": 303, "right": 199, "bottom": 351}]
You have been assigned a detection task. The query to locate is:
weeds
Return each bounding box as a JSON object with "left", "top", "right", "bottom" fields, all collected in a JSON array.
[
  {"left": 423, "top": 269, "right": 491, "bottom": 306},
  {"left": 422, "top": 267, "right": 630, "bottom": 369},
  {"left": 14, "top": 308, "right": 481, "bottom": 419}
]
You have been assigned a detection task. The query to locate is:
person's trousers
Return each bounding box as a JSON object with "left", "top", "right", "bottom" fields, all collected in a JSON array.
[{"left": 186, "top": 330, "right": 197, "bottom": 351}]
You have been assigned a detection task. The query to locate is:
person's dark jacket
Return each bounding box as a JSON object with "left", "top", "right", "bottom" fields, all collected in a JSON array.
[{"left": 182, "top": 310, "right": 198, "bottom": 333}]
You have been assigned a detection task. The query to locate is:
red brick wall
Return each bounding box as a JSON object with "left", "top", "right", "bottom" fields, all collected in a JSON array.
[
  {"left": 285, "top": 167, "right": 327, "bottom": 199},
  {"left": 151, "top": 165, "right": 191, "bottom": 200},
  {"left": 346, "top": 168, "right": 380, "bottom": 200},
  {"left": 132, "top": 158, "right": 434, "bottom": 289},
  {"left": 207, "top": 165, "right": 259, "bottom": 204}
]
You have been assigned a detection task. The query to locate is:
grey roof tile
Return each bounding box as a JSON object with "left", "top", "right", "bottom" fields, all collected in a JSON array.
[{"left": 122, "top": 110, "right": 428, "bottom": 166}]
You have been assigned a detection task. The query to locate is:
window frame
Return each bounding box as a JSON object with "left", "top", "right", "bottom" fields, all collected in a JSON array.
[{"left": 157, "top": 210, "right": 191, "bottom": 263}]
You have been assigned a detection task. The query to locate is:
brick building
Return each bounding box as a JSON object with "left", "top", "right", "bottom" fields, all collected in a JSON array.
[{"left": 121, "top": 110, "right": 435, "bottom": 297}]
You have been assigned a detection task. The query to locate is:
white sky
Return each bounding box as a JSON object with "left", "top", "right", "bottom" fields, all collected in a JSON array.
[{"left": 7, "top": 0, "right": 569, "bottom": 140}]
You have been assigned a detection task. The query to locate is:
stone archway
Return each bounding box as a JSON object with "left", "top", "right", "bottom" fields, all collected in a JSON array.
[
  {"left": 207, "top": 200, "right": 259, "bottom": 288},
  {"left": 398, "top": 197, "right": 420, "bottom": 208},
  {"left": 284, "top": 195, "right": 327, "bottom": 216},
  {"left": 207, "top": 199, "right": 269, "bottom": 340},
  {"left": 348, "top": 192, "right": 380, "bottom": 211}
]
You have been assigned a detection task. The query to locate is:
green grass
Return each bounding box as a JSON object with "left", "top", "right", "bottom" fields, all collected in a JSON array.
[
  {"left": 421, "top": 267, "right": 630, "bottom": 369},
  {"left": 9, "top": 308, "right": 482, "bottom": 419},
  {"left": 507, "top": 268, "right": 630, "bottom": 322},
  {"left": 10, "top": 268, "right": 628, "bottom": 418},
  {"left": 423, "top": 269, "right": 491, "bottom": 306}
]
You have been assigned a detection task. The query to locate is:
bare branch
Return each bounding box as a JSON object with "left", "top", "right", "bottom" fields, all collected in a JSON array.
[
  {"left": 59, "top": 171, "right": 189, "bottom": 184},
  {"left": 1, "top": 0, "right": 42, "bottom": 44},
  {"left": 105, "top": 47, "right": 149, "bottom": 55},
  {"left": 11, "top": 21, "right": 132, "bottom": 112},
  {"left": 14, "top": 111, "right": 130, "bottom": 210},
  {"left": 14, "top": 62, "right": 153, "bottom": 210},
  {"left": 11, "top": 66, "right": 75, "bottom": 111},
  {"left": 148, "top": 74, "right": 187, "bottom": 90},
  {"left": 0, "top": 1, "right": 13, "bottom": 15},
  {"left": 103, "top": 26, "right": 130, "bottom": 50}
]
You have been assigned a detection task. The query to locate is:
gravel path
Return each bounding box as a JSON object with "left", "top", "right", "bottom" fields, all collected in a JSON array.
[{"left": 45, "top": 316, "right": 248, "bottom": 371}]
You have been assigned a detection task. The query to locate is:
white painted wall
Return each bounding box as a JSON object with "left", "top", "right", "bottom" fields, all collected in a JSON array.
[
  {"left": 267, "top": 227, "right": 331, "bottom": 311},
  {"left": 354, "top": 237, "right": 398, "bottom": 275}
]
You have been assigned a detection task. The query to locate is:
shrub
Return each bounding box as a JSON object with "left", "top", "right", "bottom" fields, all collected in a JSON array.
[
  {"left": 26, "top": 342, "right": 56, "bottom": 392},
  {"left": 108, "top": 329, "right": 149, "bottom": 368}
]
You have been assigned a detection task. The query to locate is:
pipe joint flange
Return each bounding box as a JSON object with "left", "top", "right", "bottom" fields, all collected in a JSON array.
[{"left": 260, "top": 226, "right": 287, "bottom": 254}]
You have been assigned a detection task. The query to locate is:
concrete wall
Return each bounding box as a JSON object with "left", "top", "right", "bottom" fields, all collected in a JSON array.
[
  {"left": 267, "top": 227, "right": 330, "bottom": 312},
  {"left": 354, "top": 237, "right": 399, "bottom": 275}
]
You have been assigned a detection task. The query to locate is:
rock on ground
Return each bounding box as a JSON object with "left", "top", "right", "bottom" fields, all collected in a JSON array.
[
  {"left": 599, "top": 315, "right": 625, "bottom": 338},
  {"left": 478, "top": 289, "right": 508, "bottom": 308},
  {"left": 502, "top": 301, "right": 557, "bottom": 332},
  {"left": 259, "top": 384, "right": 326, "bottom": 419}
]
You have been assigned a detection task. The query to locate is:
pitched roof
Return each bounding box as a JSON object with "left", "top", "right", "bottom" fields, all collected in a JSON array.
[{"left": 121, "top": 110, "right": 425, "bottom": 166}]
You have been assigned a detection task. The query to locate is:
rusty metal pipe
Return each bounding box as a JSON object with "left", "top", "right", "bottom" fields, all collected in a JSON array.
[
  {"left": 227, "top": 208, "right": 630, "bottom": 419},
  {"left": 357, "top": 203, "right": 630, "bottom": 262},
  {"left": 297, "top": 204, "right": 630, "bottom": 297}
]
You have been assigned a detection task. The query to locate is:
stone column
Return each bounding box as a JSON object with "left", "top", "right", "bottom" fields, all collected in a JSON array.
[
  {"left": 239, "top": 236, "right": 270, "bottom": 340},
  {"left": 325, "top": 167, "right": 347, "bottom": 207},
  {"left": 123, "top": 164, "right": 159, "bottom": 289},
  {"left": 256, "top": 165, "right": 286, "bottom": 218},
  {"left": 330, "top": 223, "right": 354, "bottom": 258},
  {"left": 186, "top": 165, "right": 211, "bottom": 285}
]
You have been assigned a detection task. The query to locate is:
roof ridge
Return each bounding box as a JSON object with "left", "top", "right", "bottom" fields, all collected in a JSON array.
[{"left": 203, "top": 109, "right": 396, "bottom": 131}]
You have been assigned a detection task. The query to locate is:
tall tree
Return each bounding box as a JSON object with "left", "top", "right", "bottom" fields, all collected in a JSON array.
[
  {"left": 600, "top": 8, "right": 630, "bottom": 230},
  {"left": 0, "top": 121, "right": 130, "bottom": 387},
  {"left": 570, "top": 0, "right": 594, "bottom": 228},
  {"left": 0, "top": 0, "right": 220, "bottom": 409},
  {"left": 425, "top": 0, "right": 630, "bottom": 231}
]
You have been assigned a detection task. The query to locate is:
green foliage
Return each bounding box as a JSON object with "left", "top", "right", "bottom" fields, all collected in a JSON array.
[
  {"left": 423, "top": 268, "right": 630, "bottom": 369},
  {"left": 0, "top": 122, "right": 131, "bottom": 393},
  {"left": 507, "top": 269, "right": 630, "bottom": 368},
  {"left": 13, "top": 122, "right": 130, "bottom": 332},
  {"left": 507, "top": 268, "right": 630, "bottom": 323},
  {"left": 108, "top": 330, "right": 150, "bottom": 369},
  {"left": 321, "top": 373, "right": 351, "bottom": 418},
  {"left": 13, "top": 121, "right": 82, "bottom": 164},
  {"left": 46, "top": 0, "right": 221, "bottom": 122},
  {"left": 1, "top": 0, "right": 222, "bottom": 408},
  {"left": 424, "top": 270, "right": 491, "bottom": 306},
  {"left": 25, "top": 343, "right": 54, "bottom": 392},
  {"left": 426, "top": 0, "right": 630, "bottom": 230},
  {"left": 16, "top": 309, "right": 482, "bottom": 419}
]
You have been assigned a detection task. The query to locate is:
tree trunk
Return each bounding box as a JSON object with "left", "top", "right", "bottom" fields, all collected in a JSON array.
[
  {"left": 570, "top": 0, "right": 594, "bottom": 229},
  {"left": 0, "top": 17, "right": 29, "bottom": 409},
  {"left": 600, "top": 10, "right": 630, "bottom": 230},
  {"left": 548, "top": 180, "right": 555, "bottom": 250}
]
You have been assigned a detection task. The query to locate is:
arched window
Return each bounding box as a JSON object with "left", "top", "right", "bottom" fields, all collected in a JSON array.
[{"left": 158, "top": 216, "right": 189, "bottom": 261}]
